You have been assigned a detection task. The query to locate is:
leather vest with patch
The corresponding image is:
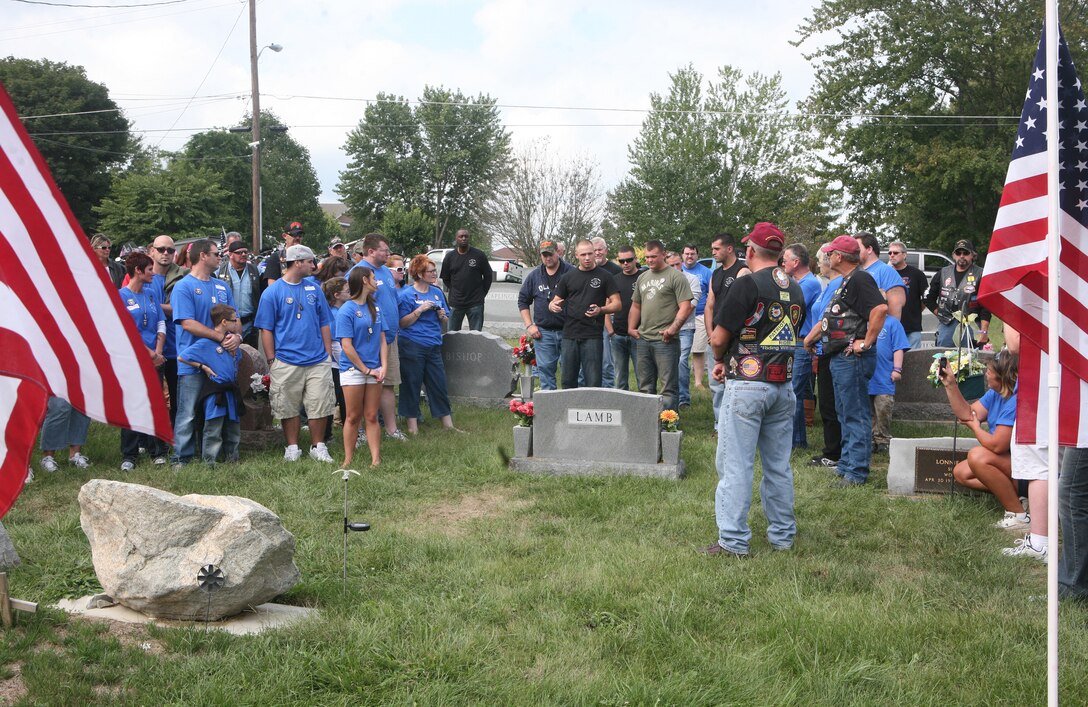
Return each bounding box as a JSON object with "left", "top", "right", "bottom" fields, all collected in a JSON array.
[
  {"left": 935, "top": 264, "right": 983, "bottom": 325},
  {"left": 821, "top": 273, "right": 866, "bottom": 355},
  {"left": 728, "top": 267, "right": 805, "bottom": 383}
]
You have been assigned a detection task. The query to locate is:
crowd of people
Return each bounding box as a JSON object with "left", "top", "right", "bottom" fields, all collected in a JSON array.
[{"left": 37, "top": 221, "right": 1088, "bottom": 600}]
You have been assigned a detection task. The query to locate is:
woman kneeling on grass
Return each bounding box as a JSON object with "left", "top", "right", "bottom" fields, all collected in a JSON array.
[
  {"left": 940, "top": 349, "right": 1023, "bottom": 528},
  {"left": 336, "top": 267, "right": 386, "bottom": 467}
]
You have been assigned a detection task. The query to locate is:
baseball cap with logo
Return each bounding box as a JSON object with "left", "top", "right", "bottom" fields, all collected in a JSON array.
[
  {"left": 820, "top": 235, "right": 862, "bottom": 255},
  {"left": 328, "top": 237, "right": 344, "bottom": 249},
  {"left": 227, "top": 240, "right": 249, "bottom": 254},
  {"left": 742, "top": 222, "right": 786, "bottom": 252},
  {"left": 540, "top": 240, "right": 557, "bottom": 254},
  {"left": 284, "top": 221, "right": 304, "bottom": 237},
  {"left": 953, "top": 239, "right": 976, "bottom": 254},
  {"left": 285, "top": 244, "right": 316, "bottom": 262}
]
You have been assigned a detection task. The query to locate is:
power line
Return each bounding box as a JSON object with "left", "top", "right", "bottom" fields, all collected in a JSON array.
[
  {"left": 1, "top": 0, "right": 239, "bottom": 41},
  {"left": 12, "top": 0, "right": 190, "bottom": 7}
]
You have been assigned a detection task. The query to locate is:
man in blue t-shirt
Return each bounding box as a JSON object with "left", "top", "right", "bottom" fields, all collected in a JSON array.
[
  {"left": 178, "top": 304, "right": 242, "bottom": 464},
  {"left": 682, "top": 244, "right": 713, "bottom": 395},
  {"left": 349, "top": 234, "right": 408, "bottom": 441},
  {"left": 783, "top": 244, "right": 825, "bottom": 449},
  {"left": 868, "top": 317, "right": 911, "bottom": 454},
  {"left": 170, "top": 238, "right": 239, "bottom": 466},
  {"left": 256, "top": 244, "right": 335, "bottom": 463},
  {"left": 855, "top": 232, "right": 905, "bottom": 322}
]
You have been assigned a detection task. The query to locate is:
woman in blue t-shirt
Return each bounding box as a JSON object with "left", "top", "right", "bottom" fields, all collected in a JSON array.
[
  {"left": 396, "top": 254, "right": 461, "bottom": 434},
  {"left": 940, "top": 349, "right": 1024, "bottom": 526},
  {"left": 336, "top": 267, "right": 386, "bottom": 467}
]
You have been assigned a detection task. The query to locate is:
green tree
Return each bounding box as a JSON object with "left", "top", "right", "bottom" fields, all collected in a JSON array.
[
  {"left": 338, "top": 86, "right": 511, "bottom": 249},
  {"left": 379, "top": 202, "right": 436, "bottom": 257},
  {"left": 795, "top": 0, "right": 1088, "bottom": 253},
  {"left": 609, "top": 64, "right": 823, "bottom": 251},
  {"left": 93, "top": 161, "right": 233, "bottom": 243},
  {"left": 0, "top": 57, "right": 131, "bottom": 231}
]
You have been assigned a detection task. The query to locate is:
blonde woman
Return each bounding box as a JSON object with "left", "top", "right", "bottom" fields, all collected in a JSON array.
[{"left": 336, "top": 267, "right": 387, "bottom": 467}]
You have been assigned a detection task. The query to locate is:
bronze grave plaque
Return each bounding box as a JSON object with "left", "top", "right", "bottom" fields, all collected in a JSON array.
[{"left": 914, "top": 447, "right": 969, "bottom": 494}]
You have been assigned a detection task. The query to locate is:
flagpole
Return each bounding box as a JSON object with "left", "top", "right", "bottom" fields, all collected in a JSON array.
[{"left": 1043, "top": 2, "right": 1060, "bottom": 705}]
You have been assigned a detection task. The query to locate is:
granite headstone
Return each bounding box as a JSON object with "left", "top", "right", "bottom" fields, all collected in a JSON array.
[
  {"left": 442, "top": 331, "right": 517, "bottom": 406},
  {"left": 893, "top": 347, "right": 994, "bottom": 421},
  {"left": 235, "top": 344, "right": 279, "bottom": 449}
]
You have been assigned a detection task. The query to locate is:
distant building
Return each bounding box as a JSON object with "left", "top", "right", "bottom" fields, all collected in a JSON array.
[{"left": 320, "top": 202, "right": 352, "bottom": 232}]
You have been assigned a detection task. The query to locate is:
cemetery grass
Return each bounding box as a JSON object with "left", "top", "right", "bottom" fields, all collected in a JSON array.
[{"left": 4, "top": 390, "right": 1088, "bottom": 704}]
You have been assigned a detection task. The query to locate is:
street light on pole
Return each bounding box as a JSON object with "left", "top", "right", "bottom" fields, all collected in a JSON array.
[{"left": 248, "top": 0, "right": 282, "bottom": 254}]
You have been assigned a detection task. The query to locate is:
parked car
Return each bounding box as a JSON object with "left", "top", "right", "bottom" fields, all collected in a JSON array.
[
  {"left": 697, "top": 255, "right": 747, "bottom": 272},
  {"left": 426, "top": 248, "right": 525, "bottom": 283},
  {"left": 878, "top": 248, "right": 954, "bottom": 280}
]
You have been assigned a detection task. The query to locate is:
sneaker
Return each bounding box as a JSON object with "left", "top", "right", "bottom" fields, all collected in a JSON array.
[
  {"left": 1019, "top": 496, "right": 1030, "bottom": 515},
  {"left": 386, "top": 429, "right": 409, "bottom": 441},
  {"left": 40, "top": 455, "right": 58, "bottom": 473},
  {"left": 994, "top": 512, "right": 1030, "bottom": 531},
  {"left": 24, "top": 468, "right": 33, "bottom": 484},
  {"left": 809, "top": 456, "right": 838, "bottom": 468},
  {"left": 152, "top": 457, "right": 167, "bottom": 466},
  {"left": 120, "top": 460, "right": 135, "bottom": 472},
  {"left": 833, "top": 477, "right": 864, "bottom": 488},
  {"left": 68, "top": 453, "right": 91, "bottom": 469},
  {"left": 309, "top": 444, "right": 334, "bottom": 463},
  {"left": 702, "top": 542, "right": 749, "bottom": 559},
  {"left": 355, "top": 429, "right": 367, "bottom": 449},
  {"left": 284, "top": 446, "right": 302, "bottom": 462},
  {"left": 1002, "top": 535, "right": 1048, "bottom": 562}
]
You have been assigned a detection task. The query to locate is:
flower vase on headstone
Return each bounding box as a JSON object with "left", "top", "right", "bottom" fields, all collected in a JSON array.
[
  {"left": 660, "top": 430, "right": 682, "bottom": 465},
  {"left": 513, "top": 425, "right": 532, "bottom": 458},
  {"left": 520, "top": 373, "right": 534, "bottom": 400}
]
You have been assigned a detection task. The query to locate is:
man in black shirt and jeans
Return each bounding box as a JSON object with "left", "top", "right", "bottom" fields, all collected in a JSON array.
[
  {"left": 606, "top": 245, "right": 644, "bottom": 390},
  {"left": 886, "top": 241, "right": 928, "bottom": 349},
  {"left": 549, "top": 239, "right": 620, "bottom": 388},
  {"left": 441, "top": 228, "right": 493, "bottom": 331}
]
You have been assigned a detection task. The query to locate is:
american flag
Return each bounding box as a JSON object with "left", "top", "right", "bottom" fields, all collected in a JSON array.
[
  {"left": 979, "top": 27, "right": 1088, "bottom": 448},
  {"left": 0, "top": 83, "right": 173, "bottom": 516}
]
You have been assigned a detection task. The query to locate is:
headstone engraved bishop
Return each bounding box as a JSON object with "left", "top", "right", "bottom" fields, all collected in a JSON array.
[{"left": 442, "top": 331, "right": 517, "bottom": 407}]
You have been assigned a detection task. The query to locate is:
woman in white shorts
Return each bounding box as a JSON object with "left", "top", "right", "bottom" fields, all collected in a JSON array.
[{"left": 335, "top": 267, "right": 387, "bottom": 467}]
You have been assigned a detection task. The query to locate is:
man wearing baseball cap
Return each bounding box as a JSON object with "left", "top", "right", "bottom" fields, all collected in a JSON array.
[
  {"left": 255, "top": 243, "right": 336, "bottom": 463},
  {"left": 803, "top": 235, "right": 888, "bottom": 487},
  {"left": 264, "top": 221, "right": 305, "bottom": 287},
  {"left": 517, "top": 240, "right": 572, "bottom": 391},
  {"left": 924, "top": 239, "right": 991, "bottom": 347},
  {"left": 706, "top": 222, "right": 805, "bottom": 557}
]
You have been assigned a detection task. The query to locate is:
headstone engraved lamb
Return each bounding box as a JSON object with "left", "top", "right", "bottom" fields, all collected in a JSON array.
[{"left": 441, "top": 331, "right": 517, "bottom": 406}]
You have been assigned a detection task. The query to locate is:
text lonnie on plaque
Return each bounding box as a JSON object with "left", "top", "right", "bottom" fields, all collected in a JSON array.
[
  {"left": 567, "top": 409, "right": 622, "bottom": 426},
  {"left": 914, "top": 447, "right": 969, "bottom": 494}
]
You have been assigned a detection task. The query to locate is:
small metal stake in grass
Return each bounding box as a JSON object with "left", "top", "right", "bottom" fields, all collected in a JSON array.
[
  {"left": 197, "top": 564, "right": 224, "bottom": 629},
  {"left": 333, "top": 469, "right": 370, "bottom": 589}
]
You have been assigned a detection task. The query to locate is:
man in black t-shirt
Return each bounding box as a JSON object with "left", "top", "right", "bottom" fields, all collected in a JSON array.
[
  {"left": 605, "top": 244, "right": 644, "bottom": 390},
  {"left": 440, "top": 229, "right": 493, "bottom": 331},
  {"left": 704, "top": 233, "right": 751, "bottom": 421},
  {"left": 549, "top": 239, "right": 620, "bottom": 388},
  {"left": 803, "top": 235, "right": 888, "bottom": 487},
  {"left": 886, "top": 241, "right": 929, "bottom": 349}
]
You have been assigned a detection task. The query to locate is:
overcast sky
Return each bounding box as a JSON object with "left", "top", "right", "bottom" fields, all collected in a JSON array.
[{"left": 4, "top": 0, "right": 828, "bottom": 203}]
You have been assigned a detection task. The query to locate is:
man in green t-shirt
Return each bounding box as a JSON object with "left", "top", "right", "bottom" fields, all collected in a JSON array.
[{"left": 628, "top": 240, "right": 694, "bottom": 411}]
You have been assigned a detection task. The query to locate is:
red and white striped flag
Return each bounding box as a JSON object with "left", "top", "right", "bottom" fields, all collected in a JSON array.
[
  {"left": 979, "top": 27, "right": 1088, "bottom": 448},
  {"left": 0, "top": 82, "right": 172, "bottom": 516}
]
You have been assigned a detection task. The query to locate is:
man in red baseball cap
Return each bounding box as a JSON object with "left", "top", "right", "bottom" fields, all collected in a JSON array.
[{"left": 803, "top": 235, "right": 888, "bottom": 487}]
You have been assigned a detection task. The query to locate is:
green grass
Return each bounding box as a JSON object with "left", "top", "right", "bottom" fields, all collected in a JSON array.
[{"left": 3, "top": 386, "right": 1086, "bottom": 704}]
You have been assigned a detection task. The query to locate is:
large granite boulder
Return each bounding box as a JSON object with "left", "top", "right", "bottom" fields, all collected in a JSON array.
[{"left": 78, "top": 480, "right": 300, "bottom": 620}]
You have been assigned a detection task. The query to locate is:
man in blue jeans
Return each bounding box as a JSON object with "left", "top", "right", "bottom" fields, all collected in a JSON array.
[
  {"left": 804, "top": 235, "right": 887, "bottom": 487},
  {"left": 705, "top": 222, "right": 804, "bottom": 558},
  {"left": 1061, "top": 447, "right": 1088, "bottom": 601},
  {"left": 782, "top": 243, "right": 824, "bottom": 449},
  {"left": 669, "top": 251, "right": 702, "bottom": 409},
  {"left": 549, "top": 239, "right": 620, "bottom": 388},
  {"left": 607, "top": 245, "right": 644, "bottom": 390},
  {"left": 440, "top": 228, "right": 492, "bottom": 331},
  {"left": 517, "top": 240, "right": 571, "bottom": 390}
]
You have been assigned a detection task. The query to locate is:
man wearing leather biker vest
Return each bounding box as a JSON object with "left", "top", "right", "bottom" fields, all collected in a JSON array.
[
  {"left": 924, "top": 239, "right": 991, "bottom": 348},
  {"left": 705, "top": 222, "right": 804, "bottom": 558},
  {"left": 804, "top": 235, "right": 888, "bottom": 487}
]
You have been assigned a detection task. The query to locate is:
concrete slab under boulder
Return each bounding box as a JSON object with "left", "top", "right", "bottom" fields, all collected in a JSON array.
[
  {"left": 442, "top": 330, "right": 517, "bottom": 407},
  {"left": 55, "top": 596, "right": 313, "bottom": 636},
  {"left": 509, "top": 388, "right": 683, "bottom": 479},
  {"left": 79, "top": 480, "right": 300, "bottom": 621}
]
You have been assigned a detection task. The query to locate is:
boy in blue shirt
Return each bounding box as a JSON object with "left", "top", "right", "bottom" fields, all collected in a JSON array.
[
  {"left": 178, "top": 304, "right": 242, "bottom": 464},
  {"left": 868, "top": 316, "right": 911, "bottom": 454}
]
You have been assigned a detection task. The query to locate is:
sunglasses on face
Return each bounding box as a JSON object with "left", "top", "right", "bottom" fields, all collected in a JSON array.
[
  {"left": 153, "top": 246, "right": 176, "bottom": 255},
  {"left": 954, "top": 250, "right": 970, "bottom": 256},
  {"left": 94, "top": 244, "right": 110, "bottom": 250},
  {"left": 888, "top": 250, "right": 903, "bottom": 255},
  {"left": 618, "top": 257, "right": 636, "bottom": 264}
]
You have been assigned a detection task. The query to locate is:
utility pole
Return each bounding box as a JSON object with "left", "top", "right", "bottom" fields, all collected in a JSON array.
[{"left": 248, "top": 0, "right": 261, "bottom": 254}]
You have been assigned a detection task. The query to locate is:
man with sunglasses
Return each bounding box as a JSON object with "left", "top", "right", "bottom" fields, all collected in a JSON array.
[
  {"left": 217, "top": 236, "right": 262, "bottom": 347},
  {"left": 886, "top": 241, "right": 928, "bottom": 349},
  {"left": 518, "top": 240, "right": 572, "bottom": 391},
  {"left": 606, "top": 246, "right": 644, "bottom": 391},
  {"left": 924, "top": 239, "right": 990, "bottom": 348},
  {"left": 147, "top": 234, "right": 188, "bottom": 425}
]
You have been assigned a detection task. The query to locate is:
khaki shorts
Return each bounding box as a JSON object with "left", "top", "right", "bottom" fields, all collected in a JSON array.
[
  {"left": 270, "top": 359, "right": 335, "bottom": 419},
  {"left": 692, "top": 315, "right": 709, "bottom": 354},
  {"left": 383, "top": 336, "right": 401, "bottom": 386}
]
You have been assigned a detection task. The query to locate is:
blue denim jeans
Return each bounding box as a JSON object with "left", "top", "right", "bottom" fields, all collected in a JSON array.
[
  {"left": 398, "top": 338, "right": 453, "bottom": 419},
  {"left": 450, "top": 304, "right": 485, "bottom": 331},
  {"left": 906, "top": 331, "right": 923, "bottom": 349},
  {"left": 561, "top": 338, "right": 603, "bottom": 388},
  {"left": 710, "top": 371, "right": 724, "bottom": 422},
  {"left": 714, "top": 380, "right": 796, "bottom": 554},
  {"left": 678, "top": 328, "right": 694, "bottom": 406},
  {"left": 171, "top": 373, "right": 206, "bottom": 464},
  {"left": 635, "top": 337, "right": 680, "bottom": 412},
  {"left": 202, "top": 417, "right": 240, "bottom": 464},
  {"left": 829, "top": 351, "right": 877, "bottom": 483},
  {"left": 791, "top": 348, "right": 813, "bottom": 448},
  {"left": 1060, "top": 447, "right": 1088, "bottom": 600},
  {"left": 611, "top": 334, "right": 637, "bottom": 390},
  {"left": 935, "top": 320, "right": 974, "bottom": 348},
  {"left": 40, "top": 396, "right": 90, "bottom": 452},
  {"left": 601, "top": 330, "right": 615, "bottom": 388},
  {"left": 533, "top": 328, "right": 563, "bottom": 391}
]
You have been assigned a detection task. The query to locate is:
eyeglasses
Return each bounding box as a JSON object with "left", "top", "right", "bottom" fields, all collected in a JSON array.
[
  {"left": 232, "top": 250, "right": 249, "bottom": 256},
  {"left": 887, "top": 250, "right": 904, "bottom": 255},
  {"left": 391, "top": 266, "right": 405, "bottom": 273},
  {"left": 954, "top": 250, "right": 970, "bottom": 256},
  {"left": 208, "top": 251, "right": 221, "bottom": 258},
  {"left": 153, "top": 246, "right": 176, "bottom": 255},
  {"left": 618, "top": 257, "right": 636, "bottom": 264},
  {"left": 94, "top": 244, "right": 110, "bottom": 250},
  {"left": 424, "top": 269, "right": 437, "bottom": 274}
]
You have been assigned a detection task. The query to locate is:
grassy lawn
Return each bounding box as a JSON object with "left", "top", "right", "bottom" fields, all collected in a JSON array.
[{"left": 2, "top": 383, "right": 1086, "bottom": 704}]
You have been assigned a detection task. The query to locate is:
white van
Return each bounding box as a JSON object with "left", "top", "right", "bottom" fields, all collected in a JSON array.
[{"left": 878, "top": 248, "right": 954, "bottom": 281}]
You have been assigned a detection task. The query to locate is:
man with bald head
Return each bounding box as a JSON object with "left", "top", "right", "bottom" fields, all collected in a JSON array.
[{"left": 147, "top": 234, "right": 188, "bottom": 424}]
